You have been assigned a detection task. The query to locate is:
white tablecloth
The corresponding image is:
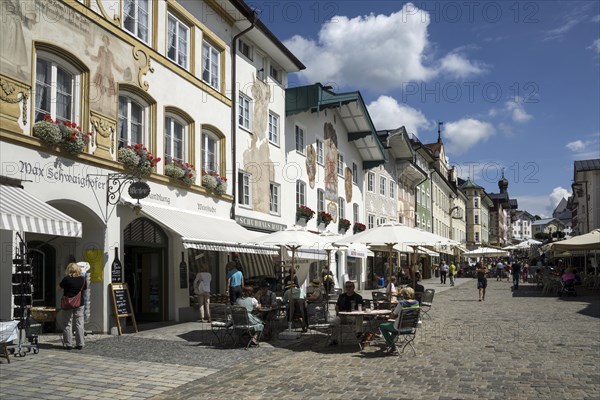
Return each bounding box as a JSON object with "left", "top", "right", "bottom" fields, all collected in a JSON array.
[{"left": 0, "top": 321, "right": 19, "bottom": 343}]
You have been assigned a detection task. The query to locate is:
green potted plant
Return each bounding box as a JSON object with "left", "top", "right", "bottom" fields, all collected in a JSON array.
[
  {"left": 118, "top": 143, "right": 161, "bottom": 178},
  {"left": 338, "top": 218, "right": 351, "bottom": 233},
  {"left": 32, "top": 115, "right": 62, "bottom": 146},
  {"left": 58, "top": 121, "right": 91, "bottom": 154},
  {"left": 165, "top": 160, "right": 197, "bottom": 186},
  {"left": 353, "top": 222, "right": 366, "bottom": 234},
  {"left": 317, "top": 211, "right": 333, "bottom": 228},
  {"left": 201, "top": 170, "right": 218, "bottom": 189},
  {"left": 296, "top": 205, "right": 315, "bottom": 225},
  {"left": 214, "top": 174, "right": 227, "bottom": 194}
]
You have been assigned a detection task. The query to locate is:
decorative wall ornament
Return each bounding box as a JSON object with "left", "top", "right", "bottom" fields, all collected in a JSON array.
[
  {"left": 95, "top": 0, "right": 121, "bottom": 26},
  {"left": 0, "top": 76, "right": 30, "bottom": 131},
  {"left": 132, "top": 46, "right": 155, "bottom": 91},
  {"left": 90, "top": 110, "right": 116, "bottom": 159},
  {"left": 306, "top": 144, "right": 316, "bottom": 189}
]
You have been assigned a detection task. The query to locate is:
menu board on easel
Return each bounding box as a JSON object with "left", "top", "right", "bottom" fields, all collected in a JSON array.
[{"left": 110, "top": 283, "right": 138, "bottom": 335}]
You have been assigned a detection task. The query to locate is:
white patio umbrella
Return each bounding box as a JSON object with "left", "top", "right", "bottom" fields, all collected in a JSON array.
[
  {"left": 549, "top": 230, "right": 600, "bottom": 251},
  {"left": 516, "top": 239, "right": 543, "bottom": 249},
  {"left": 335, "top": 222, "right": 446, "bottom": 281},
  {"left": 462, "top": 247, "right": 509, "bottom": 257},
  {"left": 245, "top": 225, "right": 333, "bottom": 339}
]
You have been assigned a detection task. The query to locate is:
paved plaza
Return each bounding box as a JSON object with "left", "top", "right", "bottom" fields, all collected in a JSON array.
[{"left": 1, "top": 278, "right": 598, "bottom": 400}]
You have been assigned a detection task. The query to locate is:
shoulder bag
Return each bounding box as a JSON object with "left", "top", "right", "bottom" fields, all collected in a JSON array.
[{"left": 61, "top": 279, "right": 85, "bottom": 310}]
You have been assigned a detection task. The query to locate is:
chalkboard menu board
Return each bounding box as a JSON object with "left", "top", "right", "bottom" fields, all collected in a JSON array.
[{"left": 110, "top": 283, "right": 137, "bottom": 335}]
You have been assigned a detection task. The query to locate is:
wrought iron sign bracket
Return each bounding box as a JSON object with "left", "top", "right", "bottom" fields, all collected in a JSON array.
[{"left": 107, "top": 173, "right": 138, "bottom": 206}]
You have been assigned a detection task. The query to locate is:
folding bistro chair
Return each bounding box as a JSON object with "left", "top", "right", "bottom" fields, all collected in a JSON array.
[
  {"left": 391, "top": 307, "right": 421, "bottom": 356},
  {"left": 230, "top": 305, "right": 263, "bottom": 349},
  {"left": 419, "top": 289, "right": 435, "bottom": 320},
  {"left": 306, "top": 302, "right": 332, "bottom": 342},
  {"left": 209, "top": 303, "right": 233, "bottom": 346}
]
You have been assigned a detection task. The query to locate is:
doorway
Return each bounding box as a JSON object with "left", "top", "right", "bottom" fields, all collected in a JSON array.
[{"left": 123, "top": 218, "right": 168, "bottom": 322}]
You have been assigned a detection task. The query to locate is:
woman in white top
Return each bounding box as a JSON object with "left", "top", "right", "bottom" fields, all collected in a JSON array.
[
  {"left": 386, "top": 276, "right": 398, "bottom": 302},
  {"left": 193, "top": 264, "right": 212, "bottom": 322}
]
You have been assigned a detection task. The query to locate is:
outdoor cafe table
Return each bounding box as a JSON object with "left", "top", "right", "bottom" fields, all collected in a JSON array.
[
  {"left": 253, "top": 305, "right": 281, "bottom": 340},
  {"left": 337, "top": 309, "right": 392, "bottom": 349}
]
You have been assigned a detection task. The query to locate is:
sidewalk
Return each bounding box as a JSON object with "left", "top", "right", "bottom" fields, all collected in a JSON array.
[{"left": 356, "top": 276, "right": 471, "bottom": 298}]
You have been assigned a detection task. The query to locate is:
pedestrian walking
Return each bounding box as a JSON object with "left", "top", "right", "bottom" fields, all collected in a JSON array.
[
  {"left": 226, "top": 261, "right": 244, "bottom": 305},
  {"left": 449, "top": 262, "right": 457, "bottom": 286},
  {"left": 476, "top": 262, "right": 487, "bottom": 301},
  {"left": 495, "top": 260, "right": 505, "bottom": 281},
  {"left": 522, "top": 261, "right": 529, "bottom": 283},
  {"left": 59, "top": 262, "right": 87, "bottom": 350},
  {"left": 512, "top": 261, "right": 521, "bottom": 290},
  {"left": 193, "top": 263, "right": 211, "bottom": 322},
  {"left": 440, "top": 260, "right": 448, "bottom": 284}
]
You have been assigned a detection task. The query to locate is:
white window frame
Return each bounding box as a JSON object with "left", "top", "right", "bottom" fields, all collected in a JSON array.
[
  {"left": 166, "top": 13, "right": 190, "bottom": 69},
  {"left": 352, "top": 162, "right": 358, "bottom": 184},
  {"left": 201, "top": 130, "right": 219, "bottom": 173},
  {"left": 268, "top": 111, "right": 279, "bottom": 145},
  {"left": 474, "top": 198, "right": 479, "bottom": 208},
  {"left": 317, "top": 189, "right": 325, "bottom": 213},
  {"left": 238, "top": 38, "right": 253, "bottom": 60},
  {"left": 269, "top": 182, "right": 280, "bottom": 215},
  {"left": 164, "top": 115, "right": 187, "bottom": 163},
  {"left": 367, "top": 172, "right": 375, "bottom": 192},
  {"left": 368, "top": 214, "right": 375, "bottom": 229},
  {"left": 238, "top": 170, "right": 251, "bottom": 207},
  {"left": 475, "top": 214, "right": 479, "bottom": 224},
  {"left": 269, "top": 62, "right": 282, "bottom": 84},
  {"left": 123, "top": 0, "right": 150, "bottom": 44},
  {"left": 390, "top": 181, "right": 395, "bottom": 199},
  {"left": 34, "top": 54, "right": 81, "bottom": 124},
  {"left": 338, "top": 197, "right": 345, "bottom": 219},
  {"left": 202, "top": 41, "right": 220, "bottom": 90},
  {"left": 238, "top": 93, "right": 252, "bottom": 130},
  {"left": 118, "top": 92, "right": 148, "bottom": 148},
  {"left": 316, "top": 139, "right": 324, "bottom": 165},
  {"left": 296, "top": 180, "right": 306, "bottom": 207},
  {"left": 295, "top": 125, "right": 305, "bottom": 154},
  {"left": 379, "top": 176, "right": 386, "bottom": 196},
  {"left": 337, "top": 153, "right": 344, "bottom": 176},
  {"left": 353, "top": 203, "right": 359, "bottom": 223}
]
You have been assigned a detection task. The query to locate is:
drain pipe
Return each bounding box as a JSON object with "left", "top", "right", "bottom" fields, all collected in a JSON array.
[{"left": 230, "top": 12, "right": 256, "bottom": 220}]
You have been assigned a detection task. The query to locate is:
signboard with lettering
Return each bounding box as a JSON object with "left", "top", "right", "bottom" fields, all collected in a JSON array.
[
  {"left": 235, "top": 215, "right": 287, "bottom": 232},
  {"left": 128, "top": 181, "right": 151, "bottom": 199},
  {"left": 109, "top": 283, "right": 138, "bottom": 335},
  {"left": 111, "top": 248, "right": 122, "bottom": 283}
]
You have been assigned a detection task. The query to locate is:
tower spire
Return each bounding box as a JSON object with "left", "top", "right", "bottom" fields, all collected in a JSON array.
[{"left": 437, "top": 121, "right": 444, "bottom": 143}]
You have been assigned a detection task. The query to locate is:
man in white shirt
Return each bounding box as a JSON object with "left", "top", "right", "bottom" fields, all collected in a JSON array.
[{"left": 496, "top": 260, "right": 505, "bottom": 281}]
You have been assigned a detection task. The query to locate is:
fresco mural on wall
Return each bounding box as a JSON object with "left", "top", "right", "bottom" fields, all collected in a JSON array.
[
  {"left": 0, "top": 0, "right": 37, "bottom": 81},
  {"left": 324, "top": 122, "right": 338, "bottom": 202},
  {"left": 306, "top": 144, "right": 316, "bottom": 189},
  {"left": 242, "top": 77, "right": 273, "bottom": 213},
  {"left": 344, "top": 166, "right": 352, "bottom": 203}
]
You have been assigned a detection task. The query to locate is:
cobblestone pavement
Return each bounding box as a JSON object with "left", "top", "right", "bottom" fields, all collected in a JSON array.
[{"left": 1, "top": 278, "right": 598, "bottom": 399}]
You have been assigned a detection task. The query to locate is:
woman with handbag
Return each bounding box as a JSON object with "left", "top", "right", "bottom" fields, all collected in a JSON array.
[{"left": 59, "top": 262, "right": 87, "bottom": 350}]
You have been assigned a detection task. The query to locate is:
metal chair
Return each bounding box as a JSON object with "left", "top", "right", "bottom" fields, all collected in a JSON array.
[
  {"left": 306, "top": 302, "right": 332, "bottom": 342},
  {"left": 209, "top": 303, "right": 233, "bottom": 346},
  {"left": 391, "top": 307, "right": 421, "bottom": 356},
  {"left": 372, "top": 292, "right": 390, "bottom": 310},
  {"left": 230, "top": 305, "right": 263, "bottom": 349},
  {"left": 419, "top": 289, "right": 435, "bottom": 320}
]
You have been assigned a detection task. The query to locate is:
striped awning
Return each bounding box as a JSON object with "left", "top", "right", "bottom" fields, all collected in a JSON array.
[
  {"left": 183, "top": 242, "right": 278, "bottom": 255},
  {"left": 237, "top": 252, "right": 275, "bottom": 278},
  {"left": 0, "top": 185, "right": 82, "bottom": 237}
]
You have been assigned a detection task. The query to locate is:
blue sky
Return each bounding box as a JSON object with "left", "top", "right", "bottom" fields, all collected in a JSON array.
[{"left": 251, "top": 0, "right": 600, "bottom": 217}]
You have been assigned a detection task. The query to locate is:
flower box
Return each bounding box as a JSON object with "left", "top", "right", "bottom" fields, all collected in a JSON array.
[
  {"left": 353, "top": 222, "right": 366, "bottom": 234},
  {"left": 296, "top": 205, "right": 315, "bottom": 221},
  {"left": 317, "top": 211, "right": 333, "bottom": 226},
  {"left": 338, "top": 218, "right": 351, "bottom": 233},
  {"left": 118, "top": 143, "right": 161, "bottom": 178},
  {"left": 165, "top": 160, "right": 197, "bottom": 185},
  {"left": 201, "top": 170, "right": 227, "bottom": 194},
  {"left": 33, "top": 115, "right": 91, "bottom": 154}
]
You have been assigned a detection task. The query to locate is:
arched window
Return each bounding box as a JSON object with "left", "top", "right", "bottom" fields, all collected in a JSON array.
[
  {"left": 201, "top": 128, "right": 224, "bottom": 173},
  {"left": 118, "top": 86, "right": 155, "bottom": 150},
  {"left": 164, "top": 108, "right": 193, "bottom": 164}
]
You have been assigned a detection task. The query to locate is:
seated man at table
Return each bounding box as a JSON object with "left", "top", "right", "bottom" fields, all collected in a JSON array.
[
  {"left": 329, "top": 281, "right": 363, "bottom": 346},
  {"left": 255, "top": 281, "right": 277, "bottom": 307},
  {"left": 306, "top": 278, "right": 324, "bottom": 303},
  {"left": 379, "top": 287, "right": 419, "bottom": 353}
]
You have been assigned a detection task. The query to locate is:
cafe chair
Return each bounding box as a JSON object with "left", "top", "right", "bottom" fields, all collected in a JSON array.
[
  {"left": 419, "top": 289, "right": 435, "bottom": 320},
  {"left": 391, "top": 307, "right": 421, "bottom": 356},
  {"left": 372, "top": 292, "right": 391, "bottom": 310},
  {"left": 230, "top": 305, "right": 263, "bottom": 349},
  {"left": 209, "top": 303, "right": 233, "bottom": 346},
  {"left": 306, "top": 302, "right": 332, "bottom": 342}
]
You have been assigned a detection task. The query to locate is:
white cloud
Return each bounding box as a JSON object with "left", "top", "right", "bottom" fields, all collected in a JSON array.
[
  {"left": 367, "top": 96, "right": 430, "bottom": 134},
  {"left": 442, "top": 119, "right": 496, "bottom": 155},
  {"left": 515, "top": 187, "right": 571, "bottom": 218},
  {"left": 588, "top": 39, "right": 600, "bottom": 54},
  {"left": 592, "top": 15, "right": 600, "bottom": 23},
  {"left": 284, "top": 4, "right": 485, "bottom": 91},
  {"left": 549, "top": 187, "right": 572, "bottom": 212},
  {"left": 505, "top": 97, "right": 533, "bottom": 123},
  {"left": 566, "top": 140, "right": 586, "bottom": 152},
  {"left": 566, "top": 133, "right": 600, "bottom": 158}
]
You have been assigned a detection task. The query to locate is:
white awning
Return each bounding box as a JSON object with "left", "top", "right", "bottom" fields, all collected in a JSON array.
[
  {"left": 128, "top": 200, "right": 276, "bottom": 254},
  {"left": 0, "top": 185, "right": 82, "bottom": 237}
]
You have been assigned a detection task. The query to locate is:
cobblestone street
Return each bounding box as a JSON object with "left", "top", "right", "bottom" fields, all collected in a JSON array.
[{"left": 1, "top": 278, "right": 598, "bottom": 400}]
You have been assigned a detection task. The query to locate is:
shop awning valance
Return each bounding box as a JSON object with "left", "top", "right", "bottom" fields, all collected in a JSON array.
[
  {"left": 0, "top": 185, "right": 82, "bottom": 237},
  {"left": 129, "top": 200, "right": 276, "bottom": 255},
  {"left": 237, "top": 252, "right": 275, "bottom": 278}
]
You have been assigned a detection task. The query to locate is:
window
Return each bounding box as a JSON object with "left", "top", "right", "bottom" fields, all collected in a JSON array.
[
  {"left": 368, "top": 214, "right": 375, "bottom": 229},
  {"left": 317, "top": 189, "right": 325, "bottom": 213},
  {"left": 296, "top": 181, "right": 306, "bottom": 207},
  {"left": 352, "top": 163, "right": 358, "bottom": 184},
  {"left": 238, "top": 94, "right": 251, "bottom": 130},
  {"left": 474, "top": 198, "right": 479, "bottom": 208},
  {"left": 269, "top": 63, "right": 281, "bottom": 83},
  {"left": 475, "top": 232, "right": 480, "bottom": 242},
  {"left": 295, "top": 126, "right": 304, "bottom": 154},
  {"left": 338, "top": 197, "right": 345, "bottom": 219},
  {"left": 238, "top": 170, "right": 251, "bottom": 206},
  {"left": 164, "top": 116, "right": 185, "bottom": 163},
  {"left": 475, "top": 215, "right": 479, "bottom": 224},
  {"left": 415, "top": 217, "right": 419, "bottom": 227},
  {"left": 269, "top": 183, "right": 280, "bottom": 214},
  {"left": 390, "top": 181, "right": 395, "bottom": 199},
  {"left": 239, "top": 39, "right": 252, "bottom": 60},
  {"left": 379, "top": 177, "right": 386, "bottom": 196},
  {"left": 316, "top": 140, "right": 323, "bottom": 164},
  {"left": 367, "top": 172, "right": 375, "bottom": 192},
  {"left": 118, "top": 94, "right": 145, "bottom": 148},
  {"left": 353, "top": 203, "right": 359, "bottom": 223},
  {"left": 337, "top": 154, "right": 344, "bottom": 176},
  {"left": 167, "top": 13, "right": 189, "bottom": 69},
  {"left": 268, "top": 112, "right": 279, "bottom": 145},
  {"left": 35, "top": 56, "right": 79, "bottom": 124},
  {"left": 123, "top": 0, "right": 150, "bottom": 43},
  {"left": 201, "top": 130, "right": 219, "bottom": 172},
  {"left": 417, "top": 189, "right": 421, "bottom": 205},
  {"left": 202, "top": 41, "right": 220, "bottom": 90}
]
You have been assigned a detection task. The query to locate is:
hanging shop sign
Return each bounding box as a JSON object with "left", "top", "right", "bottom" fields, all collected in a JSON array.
[{"left": 128, "top": 181, "right": 151, "bottom": 199}]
